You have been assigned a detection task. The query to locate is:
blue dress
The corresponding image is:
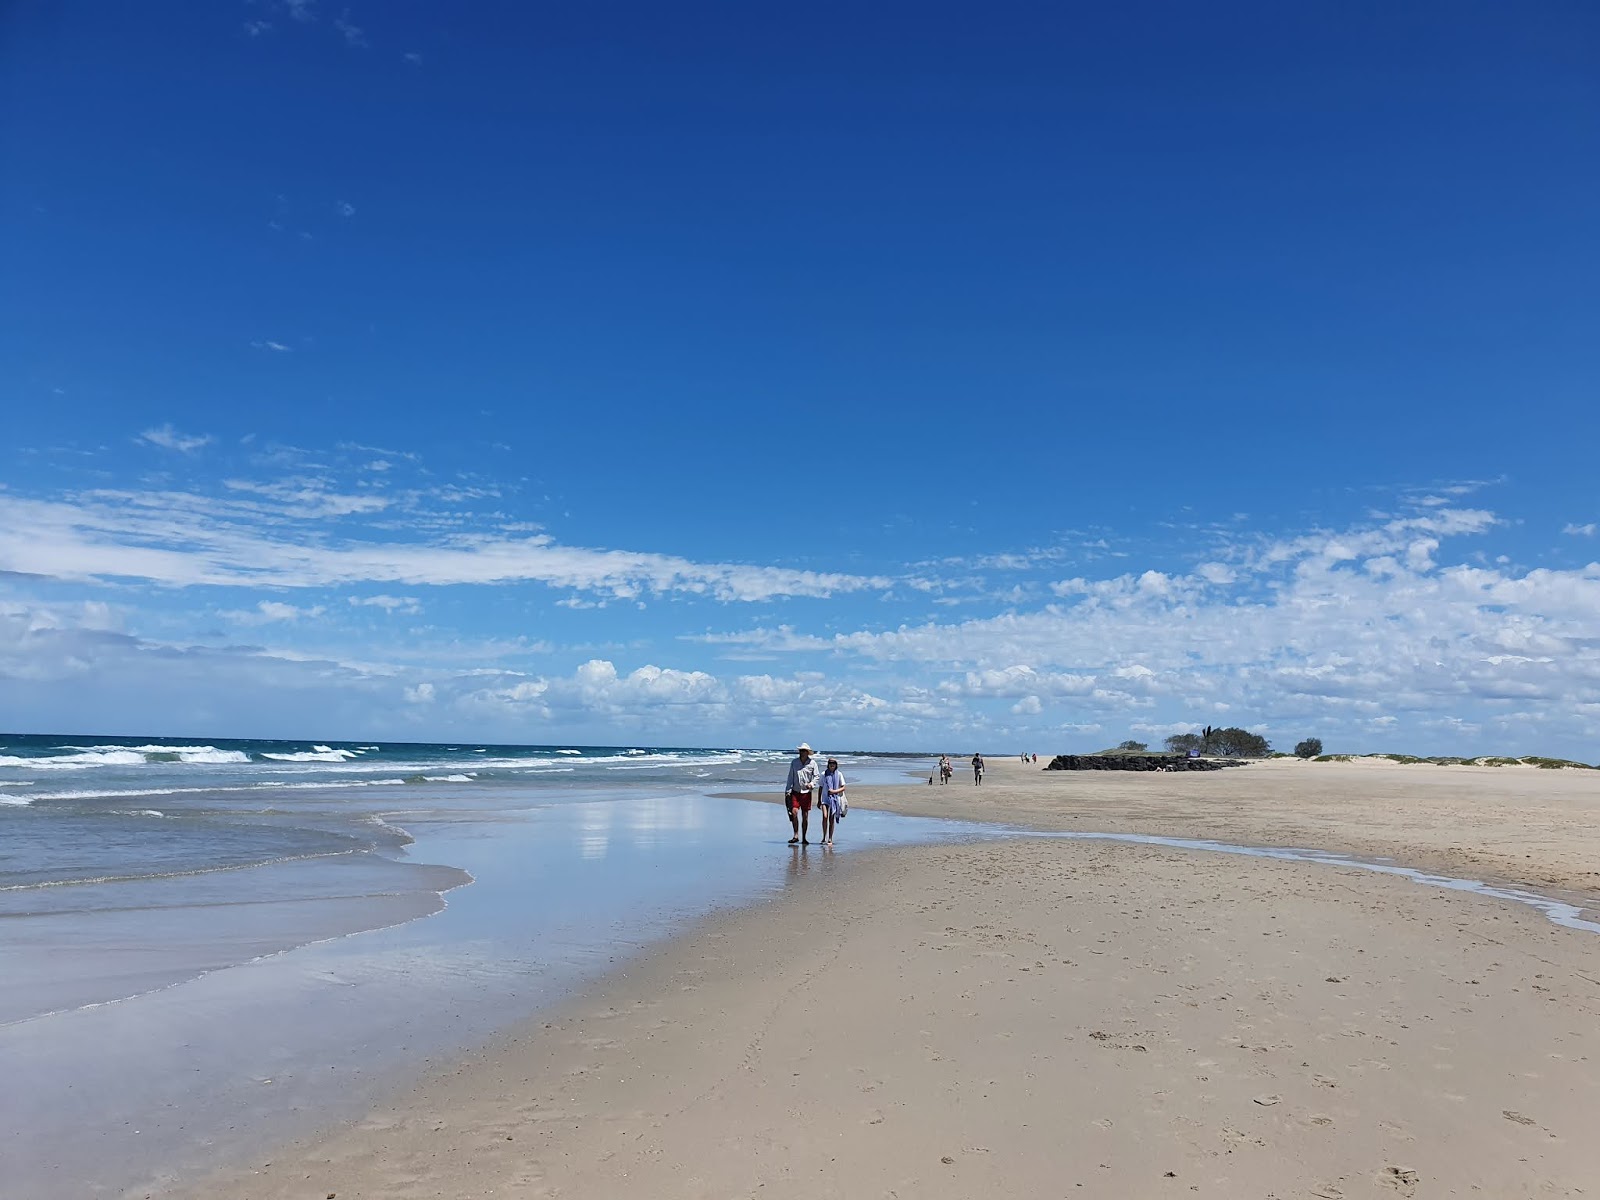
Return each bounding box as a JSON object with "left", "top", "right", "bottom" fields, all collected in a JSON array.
[{"left": 821, "top": 769, "right": 844, "bottom": 818}]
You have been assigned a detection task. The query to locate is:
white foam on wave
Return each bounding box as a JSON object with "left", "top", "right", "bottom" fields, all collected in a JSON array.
[
  {"left": 24, "top": 776, "right": 412, "bottom": 803},
  {"left": 1, "top": 745, "right": 251, "bottom": 769},
  {"left": 23, "top": 787, "right": 187, "bottom": 802},
  {"left": 261, "top": 747, "right": 359, "bottom": 763},
  {"left": 420, "top": 774, "right": 475, "bottom": 783},
  {"left": 124, "top": 744, "right": 251, "bottom": 764},
  {"left": 556, "top": 749, "right": 583, "bottom": 755},
  {"left": 1, "top": 749, "right": 147, "bottom": 770},
  {"left": 259, "top": 778, "right": 408, "bottom": 790}
]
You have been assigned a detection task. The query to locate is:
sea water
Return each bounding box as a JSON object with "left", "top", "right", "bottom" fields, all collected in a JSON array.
[
  {"left": 0, "top": 734, "right": 980, "bottom": 1198},
  {"left": 10, "top": 736, "right": 1597, "bottom": 1197}
]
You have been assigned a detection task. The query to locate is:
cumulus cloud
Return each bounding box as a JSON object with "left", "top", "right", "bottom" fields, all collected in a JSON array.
[
  {"left": 1563, "top": 523, "right": 1596, "bottom": 537},
  {"left": 692, "top": 508, "right": 1600, "bottom": 754},
  {"left": 6, "top": 451, "right": 1598, "bottom": 757}
]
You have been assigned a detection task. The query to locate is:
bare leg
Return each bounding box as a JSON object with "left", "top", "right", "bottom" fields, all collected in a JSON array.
[
  {"left": 800, "top": 806, "right": 810, "bottom": 844},
  {"left": 788, "top": 803, "right": 799, "bottom": 844}
]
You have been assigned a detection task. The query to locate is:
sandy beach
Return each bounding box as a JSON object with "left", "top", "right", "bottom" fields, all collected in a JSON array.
[{"left": 166, "top": 759, "right": 1600, "bottom": 1199}]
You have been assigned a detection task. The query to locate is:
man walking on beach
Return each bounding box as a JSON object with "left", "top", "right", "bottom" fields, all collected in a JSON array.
[
  {"left": 784, "top": 742, "right": 820, "bottom": 845},
  {"left": 972, "top": 752, "right": 985, "bottom": 784}
]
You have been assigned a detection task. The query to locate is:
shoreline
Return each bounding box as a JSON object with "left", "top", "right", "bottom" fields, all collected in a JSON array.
[
  {"left": 755, "top": 755, "right": 1600, "bottom": 895},
  {"left": 162, "top": 757, "right": 1600, "bottom": 1199}
]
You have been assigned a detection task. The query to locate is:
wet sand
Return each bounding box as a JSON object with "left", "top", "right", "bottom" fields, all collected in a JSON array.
[
  {"left": 167, "top": 759, "right": 1600, "bottom": 1199},
  {"left": 853, "top": 755, "right": 1600, "bottom": 893}
]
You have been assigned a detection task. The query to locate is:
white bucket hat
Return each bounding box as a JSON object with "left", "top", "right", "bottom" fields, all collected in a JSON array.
[{"left": 796, "top": 742, "right": 813, "bottom": 753}]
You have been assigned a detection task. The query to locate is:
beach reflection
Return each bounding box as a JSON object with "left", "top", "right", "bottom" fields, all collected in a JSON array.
[{"left": 6, "top": 792, "right": 983, "bottom": 1200}]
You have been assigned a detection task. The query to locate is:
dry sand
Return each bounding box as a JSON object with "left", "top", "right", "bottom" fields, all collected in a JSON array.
[
  {"left": 864, "top": 756, "right": 1600, "bottom": 893},
  {"left": 168, "top": 759, "right": 1600, "bottom": 1199}
]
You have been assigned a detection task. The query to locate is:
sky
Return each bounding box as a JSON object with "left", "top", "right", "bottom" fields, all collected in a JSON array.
[{"left": 2, "top": 1, "right": 1598, "bottom": 756}]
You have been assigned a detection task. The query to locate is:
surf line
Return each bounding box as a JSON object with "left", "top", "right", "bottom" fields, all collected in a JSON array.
[{"left": 1011, "top": 829, "right": 1600, "bottom": 935}]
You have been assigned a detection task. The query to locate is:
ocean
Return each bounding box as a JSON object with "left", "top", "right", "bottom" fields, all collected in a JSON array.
[{"left": 0, "top": 733, "right": 981, "bottom": 1198}]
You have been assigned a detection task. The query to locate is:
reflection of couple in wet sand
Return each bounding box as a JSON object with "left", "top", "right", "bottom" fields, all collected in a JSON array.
[{"left": 783, "top": 742, "right": 846, "bottom": 846}]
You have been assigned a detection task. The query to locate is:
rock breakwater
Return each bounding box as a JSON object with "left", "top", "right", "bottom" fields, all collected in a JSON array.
[{"left": 1043, "top": 754, "right": 1251, "bottom": 772}]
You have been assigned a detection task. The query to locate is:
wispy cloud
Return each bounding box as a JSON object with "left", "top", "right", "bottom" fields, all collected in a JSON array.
[
  {"left": 0, "top": 483, "right": 891, "bottom": 602},
  {"left": 251, "top": 339, "right": 293, "bottom": 352},
  {"left": 220, "top": 600, "right": 326, "bottom": 625},
  {"left": 332, "top": 10, "right": 366, "bottom": 47},
  {"left": 349, "top": 594, "right": 421, "bottom": 614},
  {"left": 137, "top": 425, "right": 212, "bottom": 453},
  {"left": 1563, "top": 522, "right": 1596, "bottom": 537}
]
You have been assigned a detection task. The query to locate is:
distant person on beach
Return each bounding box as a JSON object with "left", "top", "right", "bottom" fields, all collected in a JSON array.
[
  {"left": 820, "top": 757, "right": 845, "bottom": 846},
  {"left": 784, "top": 742, "right": 819, "bottom": 845},
  {"left": 972, "top": 752, "right": 985, "bottom": 784},
  {"left": 939, "top": 755, "right": 953, "bottom": 784}
]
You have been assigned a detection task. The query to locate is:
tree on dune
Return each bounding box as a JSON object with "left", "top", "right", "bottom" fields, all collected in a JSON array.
[
  {"left": 1164, "top": 726, "right": 1272, "bottom": 758},
  {"left": 1294, "top": 737, "right": 1323, "bottom": 759}
]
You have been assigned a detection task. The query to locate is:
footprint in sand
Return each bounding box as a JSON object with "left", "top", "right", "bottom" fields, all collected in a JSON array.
[{"left": 1381, "top": 1165, "right": 1419, "bottom": 1193}]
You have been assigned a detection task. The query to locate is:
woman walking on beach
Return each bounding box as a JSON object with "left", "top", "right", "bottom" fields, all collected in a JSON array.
[{"left": 820, "top": 757, "right": 846, "bottom": 846}]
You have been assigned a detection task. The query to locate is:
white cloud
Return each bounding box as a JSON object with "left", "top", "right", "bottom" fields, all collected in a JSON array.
[
  {"left": 220, "top": 600, "right": 326, "bottom": 625},
  {"left": 686, "top": 508, "right": 1600, "bottom": 752},
  {"left": 332, "top": 11, "right": 366, "bottom": 46},
  {"left": 337, "top": 201, "right": 356, "bottom": 217},
  {"left": 138, "top": 425, "right": 212, "bottom": 453},
  {"left": 5, "top": 460, "right": 1598, "bottom": 757},
  {"left": 1563, "top": 523, "right": 1596, "bottom": 537},
  {"left": 348, "top": 594, "right": 421, "bottom": 614},
  {"left": 0, "top": 488, "right": 889, "bottom": 602}
]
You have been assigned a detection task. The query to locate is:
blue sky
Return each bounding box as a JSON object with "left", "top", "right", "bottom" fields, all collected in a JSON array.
[{"left": 2, "top": 1, "right": 1598, "bottom": 755}]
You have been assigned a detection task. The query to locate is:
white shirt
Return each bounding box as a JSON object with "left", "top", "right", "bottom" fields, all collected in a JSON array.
[{"left": 786, "top": 755, "right": 819, "bottom": 793}]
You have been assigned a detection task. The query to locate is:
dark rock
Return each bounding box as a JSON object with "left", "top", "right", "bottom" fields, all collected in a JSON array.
[{"left": 1042, "top": 754, "right": 1251, "bottom": 772}]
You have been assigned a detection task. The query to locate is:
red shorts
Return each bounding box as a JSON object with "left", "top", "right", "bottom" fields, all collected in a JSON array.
[{"left": 787, "top": 790, "right": 813, "bottom": 813}]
